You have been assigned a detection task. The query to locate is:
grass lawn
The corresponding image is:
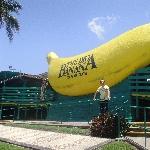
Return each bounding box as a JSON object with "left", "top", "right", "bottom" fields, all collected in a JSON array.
[
  {"left": 5, "top": 123, "right": 90, "bottom": 136},
  {"left": 100, "top": 141, "right": 137, "bottom": 150},
  {"left": 0, "top": 141, "right": 26, "bottom": 150}
]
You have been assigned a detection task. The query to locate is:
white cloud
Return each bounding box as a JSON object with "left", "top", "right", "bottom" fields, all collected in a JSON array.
[
  {"left": 88, "top": 14, "right": 119, "bottom": 40},
  {"left": 106, "top": 15, "right": 118, "bottom": 24},
  {"left": 88, "top": 17, "right": 104, "bottom": 39}
]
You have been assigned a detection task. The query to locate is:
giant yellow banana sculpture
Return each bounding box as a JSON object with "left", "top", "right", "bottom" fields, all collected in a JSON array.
[{"left": 47, "top": 24, "right": 150, "bottom": 96}]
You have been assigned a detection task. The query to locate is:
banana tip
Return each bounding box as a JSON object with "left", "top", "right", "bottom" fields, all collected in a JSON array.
[{"left": 47, "top": 52, "right": 59, "bottom": 64}]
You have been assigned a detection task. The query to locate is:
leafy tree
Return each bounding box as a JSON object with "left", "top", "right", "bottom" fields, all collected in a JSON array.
[
  {"left": 90, "top": 112, "right": 130, "bottom": 138},
  {"left": 0, "top": 0, "right": 22, "bottom": 41}
]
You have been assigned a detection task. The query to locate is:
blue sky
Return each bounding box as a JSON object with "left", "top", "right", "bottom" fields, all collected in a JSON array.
[{"left": 0, "top": 0, "right": 150, "bottom": 74}]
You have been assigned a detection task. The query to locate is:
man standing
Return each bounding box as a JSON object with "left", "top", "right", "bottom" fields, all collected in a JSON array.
[{"left": 93, "top": 80, "right": 110, "bottom": 114}]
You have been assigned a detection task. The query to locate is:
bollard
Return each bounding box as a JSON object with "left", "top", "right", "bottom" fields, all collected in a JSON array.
[
  {"left": 117, "top": 115, "right": 121, "bottom": 138},
  {"left": 144, "top": 108, "right": 147, "bottom": 148}
]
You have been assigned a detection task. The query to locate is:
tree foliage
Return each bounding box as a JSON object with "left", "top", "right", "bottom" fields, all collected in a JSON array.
[
  {"left": 90, "top": 112, "right": 130, "bottom": 138},
  {"left": 0, "top": 0, "right": 22, "bottom": 41}
]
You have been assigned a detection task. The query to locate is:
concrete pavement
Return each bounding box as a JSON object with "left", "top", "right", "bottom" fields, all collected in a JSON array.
[{"left": 0, "top": 124, "right": 111, "bottom": 150}]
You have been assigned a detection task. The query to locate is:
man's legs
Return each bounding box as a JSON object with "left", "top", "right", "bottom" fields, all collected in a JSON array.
[
  {"left": 100, "top": 101, "right": 108, "bottom": 114},
  {"left": 104, "top": 101, "right": 108, "bottom": 112},
  {"left": 100, "top": 101, "right": 105, "bottom": 114}
]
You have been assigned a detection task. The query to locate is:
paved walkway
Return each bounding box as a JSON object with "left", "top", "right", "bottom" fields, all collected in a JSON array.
[
  {"left": 126, "top": 137, "right": 150, "bottom": 150},
  {"left": 0, "top": 122, "right": 149, "bottom": 149},
  {"left": 0, "top": 125, "right": 110, "bottom": 150}
]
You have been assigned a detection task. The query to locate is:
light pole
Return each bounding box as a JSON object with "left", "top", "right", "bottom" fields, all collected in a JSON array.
[
  {"left": 9, "top": 66, "right": 16, "bottom": 72},
  {"left": 4, "top": 71, "right": 6, "bottom": 87}
]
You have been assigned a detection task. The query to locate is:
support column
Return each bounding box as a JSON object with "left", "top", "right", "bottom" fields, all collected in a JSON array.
[
  {"left": 46, "top": 105, "right": 49, "bottom": 120},
  {"left": 35, "top": 106, "right": 38, "bottom": 120},
  {"left": 24, "top": 108, "right": 27, "bottom": 120},
  {"left": 17, "top": 105, "right": 20, "bottom": 120},
  {"left": 40, "top": 108, "right": 43, "bottom": 120},
  {"left": 135, "top": 96, "right": 139, "bottom": 120},
  {"left": 0, "top": 105, "right": 2, "bottom": 119}
]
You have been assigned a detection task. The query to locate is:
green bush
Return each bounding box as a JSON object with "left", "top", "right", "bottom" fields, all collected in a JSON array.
[{"left": 90, "top": 112, "right": 130, "bottom": 138}]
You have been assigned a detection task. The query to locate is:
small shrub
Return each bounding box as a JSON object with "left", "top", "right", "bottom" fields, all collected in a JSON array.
[{"left": 90, "top": 112, "right": 130, "bottom": 138}]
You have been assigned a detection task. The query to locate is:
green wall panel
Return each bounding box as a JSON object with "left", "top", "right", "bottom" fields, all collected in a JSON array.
[{"left": 47, "top": 78, "right": 131, "bottom": 122}]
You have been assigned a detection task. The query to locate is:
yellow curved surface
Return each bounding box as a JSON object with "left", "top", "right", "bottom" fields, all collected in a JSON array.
[{"left": 47, "top": 24, "right": 150, "bottom": 96}]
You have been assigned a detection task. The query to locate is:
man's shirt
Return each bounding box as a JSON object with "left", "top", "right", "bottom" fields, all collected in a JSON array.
[{"left": 96, "top": 85, "right": 110, "bottom": 100}]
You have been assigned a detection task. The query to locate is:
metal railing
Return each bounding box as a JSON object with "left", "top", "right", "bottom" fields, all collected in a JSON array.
[
  {"left": 0, "top": 98, "right": 130, "bottom": 121},
  {"left": 130, "top": 106, "right": 150, "bottom": 148},
  {"left": 47, "top": 98, "right": 130, "bottom": 123}
]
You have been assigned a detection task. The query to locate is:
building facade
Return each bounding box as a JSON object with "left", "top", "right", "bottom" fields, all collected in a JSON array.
[{"left": 0, "top": 66, "right": 149, "bottom": 122}]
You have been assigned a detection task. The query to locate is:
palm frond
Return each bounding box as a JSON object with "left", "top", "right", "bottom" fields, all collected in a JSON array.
[
  {"left": 0, "top": 0, "right": 22, "bottom": 14},
  {"left": 0, "top": 0, "right": 22, "bottom": 41},
  {"left": 5, "top": 15, "right": 20, "bottom": 41}
]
